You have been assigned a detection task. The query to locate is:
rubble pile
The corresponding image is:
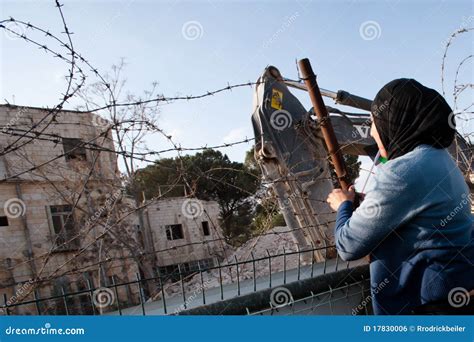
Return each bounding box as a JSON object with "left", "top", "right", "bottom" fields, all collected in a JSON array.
[{"left": 163, "top": 226, "right": 309, "bottom": 296}]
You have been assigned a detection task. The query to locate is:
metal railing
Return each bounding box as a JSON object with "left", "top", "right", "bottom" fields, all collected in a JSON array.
[
  {"left": 0, "top": 245, "right": 365, "bottom": 315},
  {"left": 247, "top": 279, "right": 371, "bottom": 316}
]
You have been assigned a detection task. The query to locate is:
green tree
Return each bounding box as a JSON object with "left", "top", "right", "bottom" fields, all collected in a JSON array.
[{"left": 134, "top": 149, "right": 260, "bottom": 244}]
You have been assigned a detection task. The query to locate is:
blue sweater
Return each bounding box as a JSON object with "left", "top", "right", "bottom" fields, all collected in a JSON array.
[{"left": 335, "top": 145, "right": 474, "bottom": 315}]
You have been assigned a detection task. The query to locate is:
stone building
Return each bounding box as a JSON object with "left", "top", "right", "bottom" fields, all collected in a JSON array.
[
  {"left": 0, "top": 104, "right": 138, "bottom": 314},
  {"left": 143, "top": 197, "right": 228, "bottom": 279},
  {"left": 0, "top": 104, "right": 228, "bottom": 314}
]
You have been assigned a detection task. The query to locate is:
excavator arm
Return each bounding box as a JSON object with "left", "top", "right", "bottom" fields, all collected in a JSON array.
[{"left": 251, "top": 66, "right": 473, "bottom": 261}]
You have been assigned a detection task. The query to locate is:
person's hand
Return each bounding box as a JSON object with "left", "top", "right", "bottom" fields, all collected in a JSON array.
[{"left": 326, "top": 185, "right": 356, "bottom": 211}]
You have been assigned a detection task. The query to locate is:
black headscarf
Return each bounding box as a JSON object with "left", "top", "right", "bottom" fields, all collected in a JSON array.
[{"left": 371, "top": 78, "right": 455, "bottom": 160}]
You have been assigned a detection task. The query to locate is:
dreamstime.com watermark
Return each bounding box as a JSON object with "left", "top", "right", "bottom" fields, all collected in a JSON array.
[
  {"left": 359, "top": 20, "right": 381, "bottom": 41},
  {"left": 174, "top": 279, "right": 213, "bottom": 314},
  {"left": 3, "top": 198, "right": 27, "bottom": 218},
  {"left": 448, "top": 111, "right": 470, "bottom": 132},
  {"left": 4, "top": 323, "right": 85, "bottom": 336},
  {"left": 181, "top": 198, "right": 204, "bottom": 219},
  {"left": 440, "top": 193, "right": 471, "bottom": 227},
  {"left": 350, "top": 100, "right": 388, "bottom": 139},
  {"left": 281, "top": 189, "right": 302, "bottom": 209},
  {"left": 358, "top": 198, "right": 382, "bottom": 219},
  {"left": 0, "top": 279, "right": 34, "bottom": 314},
  {"left": 270, "top": 286, "right": 294, "bottom": 308},
  {"left": 91, "top": 114, "right": 111, "bottom": 129},
  {"left": 270, "top": 110, "right": 292, "bottom": 131},
  {"left": 261, "top": 12, "right": 299, "bottom": 50},
  {"left": 352, "top": 278, "right": 389, "bottom": 315},
  {"left": 447, "top": 287, "right": 471, "bottom": 308},
  {"left": 181, "top": 21, "right": 204, "bottom": 41},
  {"left": 2, "top": 20, "right": 26, "bottom": 41},
  {"left": 1, "top": 106, "right": 27, "bottom": 133},
  {"left": 92, "top": 287, "right": 115, "bottom": 309},
  {"left": 84, "top": 189, "right": 122, "bottom": 228}
]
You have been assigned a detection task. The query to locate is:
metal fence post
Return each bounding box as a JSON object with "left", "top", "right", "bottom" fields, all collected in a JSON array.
[
  {"left": 344, "top": 282, "right": 350, "bottom": 305},
  {"left": 323, "top": 242, "right": 328, "bottom": 274},
  {"left": 198, "top": 261, "right": 206, "bottom": 305},
  {"left": 87, "top": 279, "right": 96, "bottom": 316},
  {"left": 158, "top": 273, "right": 167, "bottom": 315},
  {"left": 362, "top": 279, "right": 369, "bottom": 316},
  {"left": 251, "top": 252, "right": 256, "bottom": 292},
  {"left": 266, "top": 249, "right": 272, "bottom": 288},
  {"left": 61, "top": 286, "right": 69, "bottom": 315},
  {"left": 178, "top": 265, "right": 186, "bottom": 309},
  {"left": 309, "top": 291, "right": 316, "bottom": 313},
  {"left": 33, "top": 289, "right": 41, "bottom": 315},
  {"left": 297, "top": 245, "right": 301, "bottom": 281},
  {"left": 217, "top": 259, "right": 224, "bottom": 300},
  {"left": 136, "top": 273, "right": 146, "bottom": 315},
  {"left": 283, "top": 247, "right": 287, "bottom": 284},
  {"left": 3, "top": 293, "right": 10, "bottom": 315},
  {"left": 111, "top": 275, "right": 122, "bottom": 316},
  {"left": 234, "top": 256, "right": 240, "bottom": 296},
  {"left": 328, "top": 285, "right": 334, "bottom": 315}
]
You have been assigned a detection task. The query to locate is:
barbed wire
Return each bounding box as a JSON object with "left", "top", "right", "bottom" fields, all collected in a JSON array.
[
  {"left": 87, "top": 81, "right": 261, "bottom": 112},
  {"left": 0, "top": 121, "right": 257, "bottom": 179},
  {"left": 0, "top": 0, "right": 472, "bottom": 313}
]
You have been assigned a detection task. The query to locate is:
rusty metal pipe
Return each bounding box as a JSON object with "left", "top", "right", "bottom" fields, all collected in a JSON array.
[{"left": 298, "top": 58, "right": 350, "bottom": 191}]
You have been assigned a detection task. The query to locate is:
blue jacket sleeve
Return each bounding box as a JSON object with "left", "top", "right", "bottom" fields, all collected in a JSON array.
[
  {"left": 334, "top": 164, "right": 424, "bottom": 261},
  {"left": 336, "top": 200, "right": 354, "bottom": 230}
]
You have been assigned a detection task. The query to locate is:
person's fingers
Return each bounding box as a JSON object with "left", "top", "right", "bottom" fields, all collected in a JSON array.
[{"left": 327, "top": 189, "right": 338, "bottom": 199}]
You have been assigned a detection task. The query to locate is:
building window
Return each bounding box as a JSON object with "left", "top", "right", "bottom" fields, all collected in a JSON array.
[
  {"left": 165, "top": 224, "right": 184, "bottom": 240},
  {"left": 0, "top": 216, "right": 8, "bottom": 226},
  {"left": 198, "top": 258, "right": 214, "bottom": 270},
  {"left": 62, "top": 138, "right": 87, "bottom": 161},
  {"left": 202, "top": 221, "right": 210, "bottom": 236},
  {"left": 49, "top": 205, "right": 79, "bottom": 250}
]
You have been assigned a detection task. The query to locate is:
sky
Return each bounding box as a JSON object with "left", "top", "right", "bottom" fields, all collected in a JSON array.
[{"left": 0, "top": 0, "right": 472, "bottom": 187}]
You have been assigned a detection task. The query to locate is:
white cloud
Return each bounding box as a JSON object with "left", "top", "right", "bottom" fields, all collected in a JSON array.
[{"left": 222, "top": 127, "right": 250, "bottom": 144}]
